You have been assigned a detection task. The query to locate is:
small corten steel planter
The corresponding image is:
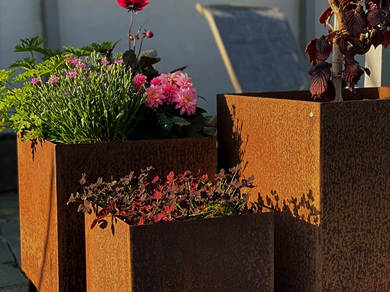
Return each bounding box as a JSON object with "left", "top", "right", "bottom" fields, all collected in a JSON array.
[
  {"left": 217, "top": 87, "right": 390, "bottom": 291},
  {"left": 85, "top": 212, "right": 274, "bottom": 292},
  {"left": 17, "top": 136, "right": 216, "bottom": 292}
]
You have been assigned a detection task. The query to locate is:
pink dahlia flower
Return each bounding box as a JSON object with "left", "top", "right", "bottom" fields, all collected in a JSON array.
[
  {"left": 175, "top": 87, "right": 198, "bottom": 116},
  {"left": 159, "top": 73, "right": 173, "bottom": 85},
  {"left": 145, "top": 85, "right": 164, "bottom": 110},
  {"left": 116, "top": 0, "right": 149, "bottom": 11},
  {"left": 172, "top": 71, "right": 192, "bottom": 88},
  {"left": 133, "top": 74, "right": 147, "bottom": 91},
  {"left": 161, "top": 84, "right": 180, "bottom": 103},
  {"left": 150, "top": 77, "right": 162, "bottom": 86}
]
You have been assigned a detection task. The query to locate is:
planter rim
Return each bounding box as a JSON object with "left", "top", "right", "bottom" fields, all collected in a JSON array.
[
  {"left": 218, "top": 86, "right": 390, "bottom": 104},
  {"left": 18, "top": 135, "right": 216, "bottom": 148},
  {"left": 220, "top": 94, "right": 390, "bottom": 105},
  {"left": 88, "top": 209, "right": 268, "bottom": 231}
]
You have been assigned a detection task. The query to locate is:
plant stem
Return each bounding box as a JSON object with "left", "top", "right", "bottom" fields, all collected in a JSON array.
[
  {"left": 332, "top": 30, "right": 343, "bottom": 101},
  {"left": 329, "top": 0, "right": 343, "bottom": 101},
  {"left": 137, "top": 35, "right": 145, "bottom": 59},
  {"left": 128, "top": 10, "right": 135, "bottom": 50}
]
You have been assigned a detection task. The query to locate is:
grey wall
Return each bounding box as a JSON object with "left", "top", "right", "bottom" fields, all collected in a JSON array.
[{"left": 0, "top": 0, "right": 43, "bottom": 67}]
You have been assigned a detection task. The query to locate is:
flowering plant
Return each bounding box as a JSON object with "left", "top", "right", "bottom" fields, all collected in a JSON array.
[
  {"left": 306, "top": 0, "right": 390, "bottom": 101},
  {"left": 0, "top": 0, "right": 215, "bottom": 143},
  {"left": 68, "top": 166, "right": 254, "bottom": 228}
]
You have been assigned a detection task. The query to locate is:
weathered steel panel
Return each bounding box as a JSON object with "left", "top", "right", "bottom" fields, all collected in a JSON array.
[
  {"left": 85, "top": 213, "right": 274, "bottom": 292},
  {"left": 218, "top": 87, "right": 390, "bottom": 291},
  {"left": 18, "top": 136, "right": 217, "bottom": 292}
]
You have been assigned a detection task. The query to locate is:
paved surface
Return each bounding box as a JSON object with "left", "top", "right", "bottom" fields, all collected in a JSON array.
[{"left": 0, "top": 192, "right": 27, "bottom": 292}]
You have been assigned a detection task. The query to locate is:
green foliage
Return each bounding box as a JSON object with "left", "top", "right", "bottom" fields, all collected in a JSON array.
[
  {"left": 0, "top": 36, "right": 215, "bottom": 144},
  {"left": 1, "top": 52, "right": 145, "bottom": 143}
]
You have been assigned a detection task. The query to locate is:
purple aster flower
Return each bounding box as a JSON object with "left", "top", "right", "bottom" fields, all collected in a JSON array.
[{"left": 114, "top": 59, "right": 124, "bottom": 65}]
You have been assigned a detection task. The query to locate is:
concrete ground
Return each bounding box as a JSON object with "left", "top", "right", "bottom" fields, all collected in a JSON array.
[{"left": 0, "top": 192, "right": 27, "bottom": 292}]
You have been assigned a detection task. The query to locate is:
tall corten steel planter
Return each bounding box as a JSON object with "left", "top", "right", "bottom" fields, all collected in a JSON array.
[
  {"left": 217, "top": 87, "right": 390, "bottom": 291},
  {"left": 84, "top": 212, "right": 274, "bottom": 292},
  {"left": 17, "top": 136, "right": 216, "bottom": 292}
]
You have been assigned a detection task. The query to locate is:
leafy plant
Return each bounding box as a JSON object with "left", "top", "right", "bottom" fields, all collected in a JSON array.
[
  {"left": 68, "top": 166, "right": 254, "bottom": 229},
  {"left": 0, "top": 0, "right": 215, "bottom": 143},
  {"left": 306, "top": 0, "right": 390, "bottom": 101},
  {"left": 1, "top": 53, "right": 145, "bottom": 143}
]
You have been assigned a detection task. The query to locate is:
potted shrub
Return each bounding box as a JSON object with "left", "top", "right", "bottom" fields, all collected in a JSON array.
[
  {"left": 68, "top": 166, "right": 274, "bottom": 291},
  {"left": 218, "top": 1, "right": 390, "bottom": 290},
  {"left": 0, "top": 1, "right": 216, "bottom": 291}
]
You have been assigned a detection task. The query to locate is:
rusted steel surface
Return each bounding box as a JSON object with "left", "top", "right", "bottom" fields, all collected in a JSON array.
[
  {"left": 18, "top": 140, "right": 60, "bottom": 292},
  {"left": 18, "top": 136, "right": 217, "bottom": 292},
  {"left": 85, "top": 212, "right": 274, "bottom": 292},
  {"left": 217, "top": 87, "right": 390, "bottom": 291}
]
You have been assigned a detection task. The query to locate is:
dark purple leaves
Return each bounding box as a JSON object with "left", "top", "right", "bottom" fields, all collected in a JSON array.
[
  {"left": 340, "top": 0, "right": 354, "bottom": 9},
  {"left": 365, "top": 0, "right": 380, "bottom": 10},
  {"left": 372, "top": 30, "right": 384, "bottom": 47},
  {"left": 309, "top": 62, "right": 333, "bottom": 100},
  {"left": 344, "top": 9, "right": 366, "bottom": 36},
  {"left": 305, "top": 36, "right": 332, "bottom": 65},
  {"left": 383, "top": 31, "right": 390, "bottom": 47},
  {"left": 367, "top": 8, "right": 386, "bottom": 26},
  {"left": 319, "top": 7, "right": 333, "bottom": 25},
  {"left": 338, "top": 37, "right": 349, "bottom": 54},
  {"left": 343, "top": 58, "right": 364, "bottom": 87}
]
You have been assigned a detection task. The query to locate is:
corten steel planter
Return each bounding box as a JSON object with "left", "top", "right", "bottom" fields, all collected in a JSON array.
[
  {"left": 84, "top": 212, "right": 274, "bottom": 292},
  {"left": 217, "top": 87, "right": 390, "bottom": 291},
  {"left": 17, "top": 136, "right": 216, "bottom": 292}
]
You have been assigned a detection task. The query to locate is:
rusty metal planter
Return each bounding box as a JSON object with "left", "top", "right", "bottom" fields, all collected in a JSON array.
[
  {"left": 217, "top": 87, "right": 390, "bottom": 291},
  {"left": 17, "top": 136, "right": 216, "bottom": 292},
  {"left": 84, "top": 212, "right": 274, "bottom": 292}
]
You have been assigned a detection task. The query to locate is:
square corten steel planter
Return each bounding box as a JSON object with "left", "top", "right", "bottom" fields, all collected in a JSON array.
[
  {"left": 17, "top": 136, "right": 216, "bottom": 292},
  {"left": 85, "top": 212, "right": 274, "bottom": 292},
  {"left": 217, "top": 87, "right": 390, "bottom": 291}
]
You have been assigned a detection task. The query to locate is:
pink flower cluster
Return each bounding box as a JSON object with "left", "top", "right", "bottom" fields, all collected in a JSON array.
[{"left": 134, "top": 71, "right": 197, "bottom": 116}]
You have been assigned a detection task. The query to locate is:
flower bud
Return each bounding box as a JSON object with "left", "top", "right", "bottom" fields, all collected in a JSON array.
[{"left": 145, "top": 30, "right": 154, "bottom": 38}]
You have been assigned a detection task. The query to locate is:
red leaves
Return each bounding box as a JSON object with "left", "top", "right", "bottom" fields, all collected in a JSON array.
[
  {"left": 344, "top": 9, "right": 366, "bottom": 36},
  {"left": 319, "top": 7, "right": 333, "bottom": 25},
  {"left": 69, "top": 166, "right": 253, "bottom": 228}
]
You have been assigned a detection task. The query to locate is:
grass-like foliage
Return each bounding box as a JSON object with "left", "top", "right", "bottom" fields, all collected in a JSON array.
[
  {"left": 1, "top": 52, "right": 144, "bottom": 144},
  {"left": 68, "top": 166, "right": 254, "bottom": 229}
]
